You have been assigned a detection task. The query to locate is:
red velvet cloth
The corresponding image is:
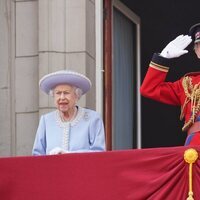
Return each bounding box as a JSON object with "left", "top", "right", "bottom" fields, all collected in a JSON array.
[{"left": 0, "top": 146, "right": 200, "bottom": 200}]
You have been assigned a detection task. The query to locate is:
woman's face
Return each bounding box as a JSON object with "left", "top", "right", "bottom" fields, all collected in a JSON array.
[
  {"left": 194, "top": 42, "right": 200, "bottom": 58},
  {"left": 53, "top": 84, "right": 78, "bottom": 113}
]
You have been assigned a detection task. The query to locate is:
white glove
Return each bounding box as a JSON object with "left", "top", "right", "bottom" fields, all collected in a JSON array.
[
  {"left": 160, "top": 35, "right": 192, "bottom": 58},
  {"left": 48, "top": 147, "right": 68, "bottom": 155}
]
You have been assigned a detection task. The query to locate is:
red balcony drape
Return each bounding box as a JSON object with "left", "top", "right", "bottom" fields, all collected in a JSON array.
[{"left": 0, "top": 146, "right": 199, "bottom": 200}]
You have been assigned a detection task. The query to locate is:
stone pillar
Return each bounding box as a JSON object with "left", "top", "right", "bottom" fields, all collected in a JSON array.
[
  {"left": 0, "top": 0, "right": 12, "bottom": 156},
  {"left": 15, "top": 0, "right": 39, "bottom": 156},
  {"left": 38, "top": 0, "right": 96, "bottom": 114}
]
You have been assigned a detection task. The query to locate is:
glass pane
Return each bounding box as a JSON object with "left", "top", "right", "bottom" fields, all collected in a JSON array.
[{"left": 113, "top": 8, "right": 137, "bottom": 149}]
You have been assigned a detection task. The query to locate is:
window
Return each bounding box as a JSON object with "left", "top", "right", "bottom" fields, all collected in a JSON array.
[{"left": 104, "top": 0, "right": 141, "bottom": 149}]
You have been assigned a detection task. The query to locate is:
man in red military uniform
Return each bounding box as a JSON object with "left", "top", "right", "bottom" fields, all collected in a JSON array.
[{"left": 140, "top": 23, "right": 200, "bottom": 146}]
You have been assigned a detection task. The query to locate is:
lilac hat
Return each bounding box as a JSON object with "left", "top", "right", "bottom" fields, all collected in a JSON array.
[{"left": 39, "top": 70, "right": 92, "bottom": 95}]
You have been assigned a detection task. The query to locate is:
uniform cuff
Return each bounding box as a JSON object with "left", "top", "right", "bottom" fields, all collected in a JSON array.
[
  {"left": 149, "top": 53, "right": 173, "bottom": 72},
  {"left": 152, "top": 53, "right": 173, "bottom": 67}
]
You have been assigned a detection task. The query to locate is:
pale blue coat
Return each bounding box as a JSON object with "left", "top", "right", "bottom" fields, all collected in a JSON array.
[{"left": 32, "top": 106, "right": 106, "bottom": 155}]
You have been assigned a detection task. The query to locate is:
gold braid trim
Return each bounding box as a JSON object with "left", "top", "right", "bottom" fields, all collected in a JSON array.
[
  {"left": 150, "top": 61, "right": 169, "bottom": 72},
  {"left": 181, "top": 76, "right": 200, "bottom": 131}
]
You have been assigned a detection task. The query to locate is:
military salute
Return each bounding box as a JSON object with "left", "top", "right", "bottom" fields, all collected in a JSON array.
[{"left": 140, "top": 23, "right": 200, "bottom": 145}]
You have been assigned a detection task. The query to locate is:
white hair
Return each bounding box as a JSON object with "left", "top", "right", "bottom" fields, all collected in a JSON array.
[
  {"left": 74, "top": 87, "right": 83, "bottom": 100},
  {"left": 49, "top": 89, "right": 54, "bottom": 96}
]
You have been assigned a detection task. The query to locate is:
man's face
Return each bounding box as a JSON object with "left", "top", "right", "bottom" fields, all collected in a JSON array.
[{"left": 194, "top": 42, "right": 200, "bottom": 58}]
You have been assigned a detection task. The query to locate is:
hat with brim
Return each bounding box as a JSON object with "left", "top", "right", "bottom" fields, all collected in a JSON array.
[
  {"left": 189, "top": 23, "right": 200, "bottom": 43},
  {"left": 39, "top": 70, "right": 92, "bottom": 95}
]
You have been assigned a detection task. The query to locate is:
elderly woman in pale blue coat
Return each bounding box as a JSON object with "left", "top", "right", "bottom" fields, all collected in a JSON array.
[{"left": 32, "top": 70, "right": 106, "bottom": 155}]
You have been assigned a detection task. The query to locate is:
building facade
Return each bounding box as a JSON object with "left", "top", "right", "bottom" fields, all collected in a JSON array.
[
  {"left": 1, "top": 0, "right": 144, "bottom": 156},
  {"left": 0, "top": 0, "right": 99, "bottom": 156}
]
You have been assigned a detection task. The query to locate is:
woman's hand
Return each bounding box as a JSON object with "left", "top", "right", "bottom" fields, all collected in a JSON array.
[{"left": 49, "top": 147, "right": 68, "bottom": 155}]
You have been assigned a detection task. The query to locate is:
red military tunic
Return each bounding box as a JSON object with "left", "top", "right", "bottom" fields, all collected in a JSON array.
[{"left": 140, "top": 53, "right": 200, "bottom": 145}]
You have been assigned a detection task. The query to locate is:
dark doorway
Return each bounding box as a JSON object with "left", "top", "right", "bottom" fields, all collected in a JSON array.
[{"left": 120, "top": 0, "right": 200, "bottom": 148}]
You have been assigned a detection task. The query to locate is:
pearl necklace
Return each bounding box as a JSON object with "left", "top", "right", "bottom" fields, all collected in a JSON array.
[{"left": 55, "top": 106, "right": 85, "bottom": 151}]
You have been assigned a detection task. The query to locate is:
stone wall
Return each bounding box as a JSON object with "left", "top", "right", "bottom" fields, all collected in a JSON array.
[{"left": 0, "top": 0, "right": 96, "bottom": 156}]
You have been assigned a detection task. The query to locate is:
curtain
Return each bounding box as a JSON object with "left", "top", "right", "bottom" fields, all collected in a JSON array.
[
  {"left": 113, "top": 8, "right": 137, "bottom": 149},
  {"left": 0, "top": 146, "right": 199, "bottom": 200}
]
